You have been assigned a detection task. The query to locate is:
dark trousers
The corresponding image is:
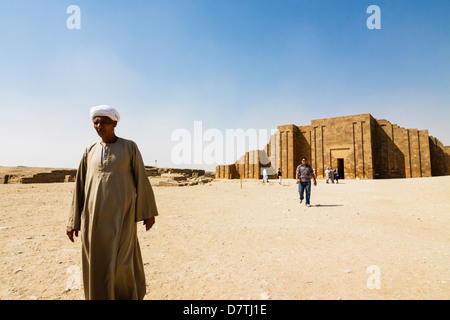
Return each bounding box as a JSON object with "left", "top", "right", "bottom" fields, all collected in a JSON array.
[{"left": 298, "top": 181, "right": 311, "bottom": 205}]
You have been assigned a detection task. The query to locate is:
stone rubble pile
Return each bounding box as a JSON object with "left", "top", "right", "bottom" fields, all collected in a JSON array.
[
  {"left": 1, "top": 166, "right": 215, "bottom": 186},
  {"left": 145, "top": 166, "right": 215, "bottom": 187}
]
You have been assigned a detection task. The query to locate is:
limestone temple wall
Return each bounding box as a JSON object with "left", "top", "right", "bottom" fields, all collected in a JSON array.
[{"left": 215, "top": 113, "right": 450, "bottom": 180}]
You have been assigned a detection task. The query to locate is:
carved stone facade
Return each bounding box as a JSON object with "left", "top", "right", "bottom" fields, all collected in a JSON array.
[{"left": 215, "top": 113, "right": 450, "bottom": 179}]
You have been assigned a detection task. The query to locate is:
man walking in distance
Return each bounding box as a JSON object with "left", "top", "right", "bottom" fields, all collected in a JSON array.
[
  {"left": 66, "top": 105, "right": 158, "bottom": 300},
  {"left": 296, "top": 157, "right": 317, "bottom": 207},
  {"left": 277, "top": 168, "right": 282, "bottom": 185}
]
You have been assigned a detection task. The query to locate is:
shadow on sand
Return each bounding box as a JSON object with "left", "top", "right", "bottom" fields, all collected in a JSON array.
[{"left": 310, "top": 204, "right": 344, "bottom": 207}]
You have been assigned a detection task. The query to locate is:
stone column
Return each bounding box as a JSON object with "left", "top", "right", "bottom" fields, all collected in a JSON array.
[
  {"left": 419, "top": 130, "right": 431, "bottom": 177},
  {"left": 215, "top": 166, "right": 220, "bottom": 179},
  {"left": 352, "top": 122, "right": 363, "bottom": 179},
  {"left": 225, "top": 165, "right": 230, "bottom": 179},
  {"left": 408, "top": 129, "right": 421, "bottom": 178},
  {"left": 245, "top": 152, "right": 249, "bottom": 178}
]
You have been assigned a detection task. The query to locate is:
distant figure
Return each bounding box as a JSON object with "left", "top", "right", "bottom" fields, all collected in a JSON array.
[
  {"left": 277, "top": 168, "right": 282, "bottom": 184},
  {"left": 262, "top": 168, "right": 269, "bottom": 183},
  {"left": 66, "top": 105, "right": 158, "bottom": 300},
  {"left": 296, "top": 157, "right": 317, "bottom": 207},
  {"left": 329, "top": 167, "right": 335, "bottom": 183},
  {"left": 325, "top": 168, "right": 330, "bottom": 183},
  {"left": 334, "top": 168, "right": 339, "bottom": 184}
]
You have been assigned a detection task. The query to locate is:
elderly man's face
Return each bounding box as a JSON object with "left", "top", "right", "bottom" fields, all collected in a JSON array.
[{"left": 93, "top": 116, "right": 117, "bottom": 139}]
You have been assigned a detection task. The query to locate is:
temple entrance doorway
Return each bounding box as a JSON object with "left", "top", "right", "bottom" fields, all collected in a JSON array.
[{"left": 337, "top": 158, "right": 345, "bottom": 179}]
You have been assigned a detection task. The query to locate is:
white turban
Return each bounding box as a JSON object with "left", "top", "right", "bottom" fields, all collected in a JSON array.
[{"left": 90, "top": 105, "right": 120, "bottom": 122}]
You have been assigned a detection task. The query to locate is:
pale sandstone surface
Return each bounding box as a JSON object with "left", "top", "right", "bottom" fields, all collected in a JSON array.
[{"left": 0, "top": 176, "right": 449, "bottom": 300}]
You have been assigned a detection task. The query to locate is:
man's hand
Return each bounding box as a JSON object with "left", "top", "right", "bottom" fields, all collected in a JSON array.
[
  {"left": 296, "top": 179, "right": 299, "bottom": 184},
  {"left": 313, "top": 180, "right": 317, "bottom": 186},
  {"left": 144, "top": 217, "right": 155, "bottom": 231},
  {"left": 66, "top": 227, "right": 78, "bottom": 242}
]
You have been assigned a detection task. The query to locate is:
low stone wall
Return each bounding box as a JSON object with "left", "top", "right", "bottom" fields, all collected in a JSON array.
[
  {"left": 0, "top": 167, "right": 77, "bottom": 184},
  {"left": 1, "top": 166, "right": 214, "bottom": 186},
  {"left": 20, "top": 170, "right": 77, "bottom": 184},
  {"left": 1, "top": 169, "right": 77, "bottom": 184},
  {"left": 145, "top": 167, "right": 215, "bottom": 187}
]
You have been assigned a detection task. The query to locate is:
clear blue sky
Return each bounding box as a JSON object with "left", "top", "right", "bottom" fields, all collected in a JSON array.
[{"left": 0, "top": 0, "right": 449, "bottom": 170}]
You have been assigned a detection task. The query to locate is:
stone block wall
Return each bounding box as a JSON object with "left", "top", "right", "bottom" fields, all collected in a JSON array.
[
  {"left": 1, "top": 169, "right": 77, "bottom": 184},
  {"left": 215, "top": 113, "right": 449, "bottom": 180},
  {"left": 445, "top": 146, "right": 450, "bottom": 175},
  {"left": 429, "top": 137, "right": 450, "bottom": 176},
  {"left": 308, "top": 114, "right": 374, "bottom": 179},
  {"left": 372, "top": 120, "right": 432, "bottom": 178}
]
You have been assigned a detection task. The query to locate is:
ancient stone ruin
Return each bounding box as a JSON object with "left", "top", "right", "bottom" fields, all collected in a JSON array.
[
  {"left": 0, "top": 166, "right": 215, "bottom": 186},
  {"left": 1, "top": 168, "right": 77, "bottom": 184},
  {"left": 145, "top": 166, "right": 215, "bottom": 187},
  {"left": 216, "top": 113, "right": 450, "bottom": 180}
]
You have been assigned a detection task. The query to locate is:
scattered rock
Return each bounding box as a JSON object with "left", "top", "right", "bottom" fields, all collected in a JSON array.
[
  {"left": 158, "top": 181, "right": 182, "bottom": 187},
  {"left": 160, "top": 173, "right": 187, "bottom": 181},
  {"left": 157, "top": 174, "right": 214, "bottom": 187}
]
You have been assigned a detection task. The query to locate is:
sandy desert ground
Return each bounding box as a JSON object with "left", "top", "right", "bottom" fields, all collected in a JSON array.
[{"left": 0, "top": 173, "right": 449, "bottom": 300}]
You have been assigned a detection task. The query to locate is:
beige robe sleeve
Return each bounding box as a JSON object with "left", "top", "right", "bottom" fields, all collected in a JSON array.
[
  {"left": 67, "top": 148, "right": 88, "bottom": 230},
  {"left": 131, "top": 142, "right": 158, "bottom": 222}
]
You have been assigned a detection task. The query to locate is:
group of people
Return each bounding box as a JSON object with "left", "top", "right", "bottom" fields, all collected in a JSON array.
[
  {"left": 262, "top": 167, "right": 283, "bottom": 184},
  {"left": 325, "top": 167, "right": 339, "bottom": 184}
]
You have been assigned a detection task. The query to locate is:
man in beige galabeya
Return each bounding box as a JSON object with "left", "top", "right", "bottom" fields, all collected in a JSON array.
[{"left": 66, "top": 105, "right": 158, "bottom": 300}]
